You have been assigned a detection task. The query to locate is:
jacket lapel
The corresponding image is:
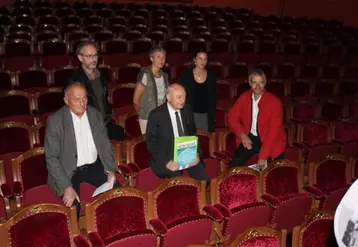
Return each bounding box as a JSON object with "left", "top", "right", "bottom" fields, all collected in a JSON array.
[{"left": 180, "top": 108, "right": 188, "bottom": 135}]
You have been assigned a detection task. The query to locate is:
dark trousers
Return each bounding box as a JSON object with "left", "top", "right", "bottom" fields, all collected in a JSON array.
[
  {"left": 156, "top": 161, "right": 210, "bottom": 186},
  {"left": 70, "top": 158, "right": 120, "bottom": 218},
  {"left": 230, "top": 133, "right": 284, "bottom": 167},
  {"left": 107, "top": 123, "right": 125, "bottom": 141}
]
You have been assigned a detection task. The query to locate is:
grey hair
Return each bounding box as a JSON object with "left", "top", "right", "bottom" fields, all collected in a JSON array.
[
  {"left": 149, "top": 46, "right": 166, "bottom": 57},
  {"left": 165, "top": 83, "right": 183, "bottom": 96},
  {"left": 64, "top": 82, "right": 87, "bottom": 96},
  {"left": 248, "top": 68, "right": 267, "bottom": 84},
  {"left": 76, "top": 41, "right": 98, "bottom": 56}
]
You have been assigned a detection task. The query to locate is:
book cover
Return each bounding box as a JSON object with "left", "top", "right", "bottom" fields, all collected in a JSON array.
[{"left": 174, "top": 136, "right": 198, "bottom": 170}]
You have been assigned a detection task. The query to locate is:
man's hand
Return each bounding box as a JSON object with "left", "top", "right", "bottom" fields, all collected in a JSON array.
[
  {"left": 240, "top": 133, "right": 252, "bottom": 150},
  {"left": 107, "top": 171, "right": 116, "bottom": 185},
  {"left": 188, "top": 155, "right": 200, "bottom": 168},
  {"left": 63, "top": 186, "right": 80, "bottom": 207},
  {"left": 257, "top": 159, "right": 267, "bottom": 169},
  {"left": 166, "top": 160, "right": 180, "bottom": 171}
]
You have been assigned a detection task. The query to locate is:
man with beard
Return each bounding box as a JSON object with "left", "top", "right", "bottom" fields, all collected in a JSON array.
[{"left": 66, "top": 41, "right": 124, "bottom": 141}]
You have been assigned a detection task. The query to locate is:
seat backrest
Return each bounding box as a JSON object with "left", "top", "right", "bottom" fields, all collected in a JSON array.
[
  {"left": 12, "top": 147, "right": 47, "bottom": 192},
  {"left": 0, "top": 204, "right": 79, "bottom": 247},
  {"left": 109, "top": 83, "right": 135, "bottom": 108},
  {"left": 0, "top": 121, "right": 33, "bottom": 155},
  {"left": 150, "top": 177, "right": 205, "bottom": 225},
  {"left": 86, "top": 187, "right": 149, "bottom": 243},
  {"left": 0, "top": 90, "right": 32, "bottom": 118},
  {"left": 127, "top": 135, "right": 151, "bottom": 170},
  {"left": 292, "top": 211, "right": 334, "bottom": 247},
  {"left": 263, "top": 159, "right": 303, "bottom": 197},
  {"left": 297, "top": 120, "right": 331, "bottom": 145},
  {"left": 197, "top": 130, "right": 215, "bottom": 158},
  {"left": 211, "top": 167, "right": 261, "bottom": 210},
  {"left": 230, "top": 226, "right": 286, "bottom": 247}
]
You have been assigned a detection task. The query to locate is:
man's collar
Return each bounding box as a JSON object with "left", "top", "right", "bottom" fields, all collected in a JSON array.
[
  {"left": 70, "top": 109, "right": 87, "bottom": 120},
  {"left": 167, "top": 102, "right": 179, "bottom": 114},
  {"left": 82, "top": 66, "right": 100, "bottom": 80}
]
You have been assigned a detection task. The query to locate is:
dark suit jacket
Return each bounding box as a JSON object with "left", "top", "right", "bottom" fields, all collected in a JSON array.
[
  {"left": 44, "top": 105, "right": 116, "bottom": 197},
  {"left": 146, "top": 103, "right": 198, "bottom": 177},
  {"left": 179, "top": 68, "right": 217, "bottom": 132}
]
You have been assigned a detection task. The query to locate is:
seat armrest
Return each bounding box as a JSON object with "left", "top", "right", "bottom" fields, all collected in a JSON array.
[
  {"left": 127, "top": 162, "right": 140, "bottom": 174},
  {"left": 13, "top": 181, "right": 23, "bottom": 196},
  {"left": 117, "top": 164, "right": 131, "bottom": 177},
  {"left": 303, "top": 185, "right": 325, "bottom": 199},
  {"left": 212, "top": 151, "right": 231, "bottom": 163},
  {"left": 261, "top": 193, "right": 280, "bottom": 207},
  {"left": 87, "top": 232, "right": 105, "bottom": 247},
  {"left": 203, "top": 205, "right": 224, "bottom": 222},
  {"left": 149, "top": 218, "right": 167, "bottom": 236},
  {"left": 0, "top": 183, "right": 12, "bottom": 198},
  {"left": 73, "top": 234, "right": 91, "bottom": 247},
  {"left": 214, "top": 203, "right": 232, "bottom": 219}
]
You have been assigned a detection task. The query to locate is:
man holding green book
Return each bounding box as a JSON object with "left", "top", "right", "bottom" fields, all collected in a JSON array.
[{"left": 146, "top": 84, "right": 210, "bottom": 184}]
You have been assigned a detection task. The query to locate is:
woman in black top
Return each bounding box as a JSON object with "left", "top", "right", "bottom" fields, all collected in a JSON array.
[{"left": 179, "top": 51, "right": 217, "bottom": 132}]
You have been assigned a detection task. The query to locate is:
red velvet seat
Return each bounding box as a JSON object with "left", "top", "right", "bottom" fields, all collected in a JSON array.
[
  {"left": 304, "top": 154, "right": 351, "bottom": 210},
  {"left": 0, "top": 204, "right": 90, "bottom": 247},
  {"left": 331, "top": 118, "right": 358, "bottom": 145},
  {"left": 0, "top": 90, "right": 34, "bottom": 124},
  {"left": 262, "top": 159, "right": 313, "bottom": 232},
  {"left": 11, "top": 147, "right": 62, "bottom": 208},
  {"left": 0, "top": 121, "right": 33, "bottom": 155},
  {"left": 318, "top": 99, "right": 345, "bottom": 122},
  {"left": 0, "top": 160, "right": 11, "bottom": 221},
  {"left": 197, "top": 130, "right": 215, "bottom": 158},
  {"left": 150, "top": 177, "right": 223, "bottom": 247},
  {"left": 109, "top": 83, "right": 136, "bottom": 109},
  {"left": 292, "top": 211, "right": 334, "bottom": 247},
  {"left": 38, "top": 39, "right": 70, "bottom": 69},
  {"left": 211, "top": 167, "right": 273, "bottom": 246},
  {"left": 116, "top": 63, "right": 141, "bottom": 83},
  {"left": 118, "top": 111, "right": 141, "bottom": 139},
  {"left": 3, "top": 39, "right": 35, "bottom": 71},
  {"left": 33, "top": 87, "right": 64, "bottom": 116},
  {"left": 341, "top": 141, "right": 358, "bottom": 158},
  {"left": 216, "top": 80, "right": 233, "bottom": 101},
  {"left": 288, "top": 80, "right": 312, "bottom": 98},
  {"left": 85, "top": 188, "right": 158, "bottom": 247},
  {"left": 52, "top": 66, "right": 75, "bottom": 87},
  {"left": 229, "top": 226, "right": 287, "bottom": 247},
  {"left": 0, "top": 69, "right": 14, "bottom": 90}
]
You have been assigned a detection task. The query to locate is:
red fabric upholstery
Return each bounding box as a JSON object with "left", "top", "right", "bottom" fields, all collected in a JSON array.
[
  {"left": 238, "top": 236, "right": 280, "bottom": 247},
  {"left": 0, "top": 127, "right": 31, "bottom": 154},
  {"left": 149, "top": 218, "right": 168, "bottom": 236},
  {"left": 9, "top": 213, "right": 72, "bottom": 247},
  {"left": 88, "top": 232, "right": 105, "bottom": 247},
  {"left": 0, "top": 95, "right": 31, "bottom": 118},
  {"left": 301, "top": 123, "right": 329, "bottom": 146},
  {"left": 265, "top": 166, "right": 299, "bottom": 196},
  {"left": 301, "top": 219, "right": 334, "bottom": 247},
  {"left": 224, "top": 132, "right": 237, "bottom": 154},
  {"left": 333, "top": 121, "right": 358, "bottom": 143},
  {"left": 22, "top": 185, "right": 62, "bottom": 206},
  {"left": 133, "top": 141, "right": 151, "bottom": 170},
  {"left": 135, "top": 167, "right": 164, "bottom": 191},
  {"left": 315, "top": 159, "right": 348, "bottom": 191},
  {"left": 320, "top": 102, "right": 343, "bottom": 122},
  {"left": 73, "top": 235, "right": 91, "bottom": 247},
  {"left": 124, "top": 114, "right": 141, "bottom": 139},
  {"left": 306, "top": 143, "right": 340, "bottom": 164},
  {"left": 319, "top": 187, "right": 349, "bottom": 210},
  {"left": 156, "top": 185, "right": 200, "bottom": 225},
  {"left": 37, "top": 92, "right": 64, "bottom": 115},
  {"left": 0, "top": 196, "right": 6, "bottom": 221},
  {"left": 218, "top": 173, "right": 258, "bottom": 210},
  {"left": 202, "top": 158, "right": 221, "bottom": 179},
  {"left": 95, "top": 196, "right": 148, "bottom": 243},
  {"left": 198, "top": 134, "right": 211, "bottom": 158},
  {"left": 104, "top": 230, "right": 157, "bottom": 246},
  {"left": 341, "top": 141, "right": 358, "bottom": 158},
  {"left": 112, "top": 87, "right": 135, "bottom": 108},
  {"left": 0, "top": 152, "right": 22, "bottom": 189},
  {"left": 20, "top": 154, "right": 47, "bottom": 191},
  {"left": 291, "top": 102, "right": 316, "bottom": 123},
  {"left": 284, "top": 147, "right": 301, "bottom": 162}
]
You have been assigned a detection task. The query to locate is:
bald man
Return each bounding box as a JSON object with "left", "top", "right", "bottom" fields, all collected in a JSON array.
[
  {"left": 44, "top": 82, "right": 119, "bottom": 217},
  {"left": 146, "top": 84, "right": 210, "bottom": 184}
]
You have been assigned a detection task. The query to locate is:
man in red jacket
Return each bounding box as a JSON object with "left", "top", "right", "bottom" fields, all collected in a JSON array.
[{"left": 228, "top": 69, "right": 286, "bottom": 168}]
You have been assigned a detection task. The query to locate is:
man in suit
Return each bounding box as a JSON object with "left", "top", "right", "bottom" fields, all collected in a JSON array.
[
  {"left": 45, "top": 82, "right": 119, "bottom": 216},
  {"left": 146, "top": 83, "right": 210, "bottom": 184},
  {"left": 228, "top": 68, "right": 286, "bottom": 168},
  {"left": 65, "top": 41, "right": 124, "bottom": 141}
]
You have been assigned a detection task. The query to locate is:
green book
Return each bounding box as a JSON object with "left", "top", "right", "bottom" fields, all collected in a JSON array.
[{"left": 174, "top": 136, "right": 198, "bottom": 170}]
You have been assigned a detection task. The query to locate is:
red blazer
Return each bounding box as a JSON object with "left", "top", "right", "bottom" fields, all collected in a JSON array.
[{"left": 228, "top": 89, "right": 286, "bottom": 160}]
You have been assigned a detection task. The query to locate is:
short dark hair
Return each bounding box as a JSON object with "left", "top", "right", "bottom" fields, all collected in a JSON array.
[
  {"left": 149, "top": 46, "right": 166, "bottom": 57},
  {"left": 76, "top": 41, "right": 98, "bottom": 56},
  {"left": 248, "top": 68, "right": 267, "bottom": 84},
  {"left": 64, "top": 81, "right": 87, "bottom": 96},
  {"left": 193, "top": 50, "right": 208, "bottom": 59}
]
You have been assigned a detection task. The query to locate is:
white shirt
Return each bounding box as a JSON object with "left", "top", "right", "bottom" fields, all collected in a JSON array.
[
  {"left": 141, "top": 73, "right": 166, "bottom": 106},
  {"left": 250, "top": 94, "right": 262, "bottom": 136},
  {"left": 70, "top": 111, "right": 98, "bottom": 167},
  {"left": 167, "top": 102, "right": 184, "bottom": 138}
]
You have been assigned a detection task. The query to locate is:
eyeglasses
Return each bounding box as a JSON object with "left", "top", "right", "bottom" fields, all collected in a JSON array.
[{"left": 80, "top": 53, "right": 98, "bottom": 59}]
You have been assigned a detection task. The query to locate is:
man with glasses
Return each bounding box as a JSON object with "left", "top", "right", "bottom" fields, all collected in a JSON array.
[{"left": 66, "top": 41, "right": 124, "bottom": 141}]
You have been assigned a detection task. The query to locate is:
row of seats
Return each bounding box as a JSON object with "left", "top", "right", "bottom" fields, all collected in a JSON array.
[
  {"left": 0, "top": 202, "right": 335, "bottom": 247},
  {"left": 0, "top": 152, "right": 348, "bottom": 246},
  {"left": 1, "top": 60, "right": 358, "bottom": 90}
]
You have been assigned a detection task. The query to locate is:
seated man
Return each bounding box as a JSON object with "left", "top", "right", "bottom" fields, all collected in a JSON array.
[
  {"left": 45, "top": 82, "right": 120, "bottom": 217},
  {"left": 146, "top": 83, "right": 210, "bottom": 184},
  {"left": 228, "top": 69, "right": 286, "bottom": 168}
]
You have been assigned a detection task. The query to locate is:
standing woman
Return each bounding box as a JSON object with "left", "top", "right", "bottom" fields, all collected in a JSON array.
[
  {"left": 179, "top": 51, "right": 217, "bottom": 132},
  {"left": 133, "top": 46, "right": 169, "bottom": 134}
]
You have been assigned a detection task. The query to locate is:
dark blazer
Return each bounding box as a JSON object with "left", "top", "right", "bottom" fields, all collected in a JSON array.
[
  {"left": 146, "top": 103, "right": 197, "bottom": 177},
  {"left": 179, "top": 68, "right": 217, "bottom": 132},
  {"left": 44, "top": 105, "right": 116, "bottom": 197},
  {"left": 65, "top": 66, "right": 113, "bottom": 124}
]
